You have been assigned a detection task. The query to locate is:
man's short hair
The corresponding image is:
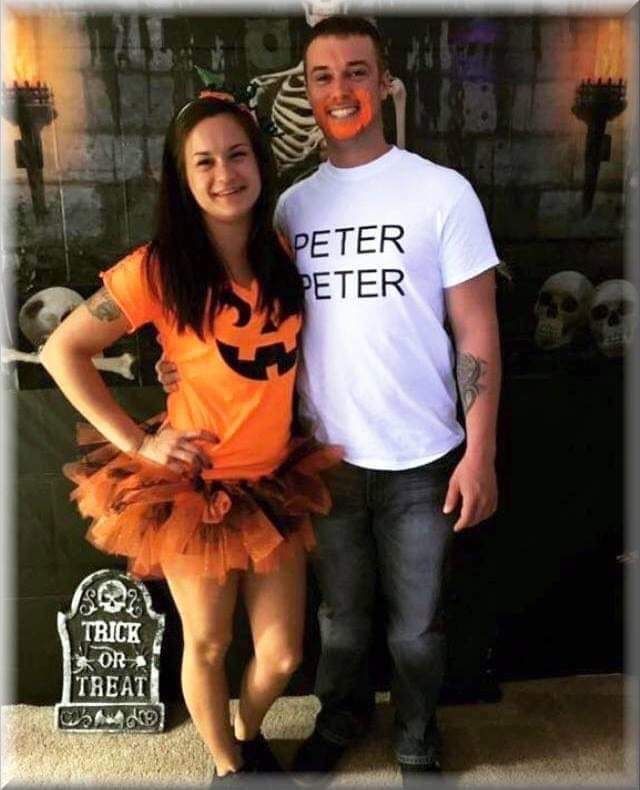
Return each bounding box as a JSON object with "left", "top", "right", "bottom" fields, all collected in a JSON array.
[{"left": 302, "top": 15, "right": 388, "bottom": 75}]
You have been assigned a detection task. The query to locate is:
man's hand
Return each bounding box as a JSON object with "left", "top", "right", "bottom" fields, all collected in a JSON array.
[
  {"left": 155, "top": 355, "right": 180, "bottom": 393},
  {"left": 443, "top": 452, "right": 498, "bottom": 532},
  {"left": 138, "top": 426, "right": 218, "bottom": 477}
]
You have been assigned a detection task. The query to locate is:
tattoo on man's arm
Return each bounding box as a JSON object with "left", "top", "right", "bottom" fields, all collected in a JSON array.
[
  {"left": 457, "top": 352, "right": 487, "bottom": 415},
  {"left": 85, "top": 288, "right": 123, "bottom": 322}
]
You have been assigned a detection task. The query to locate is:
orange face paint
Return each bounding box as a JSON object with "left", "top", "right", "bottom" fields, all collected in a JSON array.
[{"left": 317, "top": 88, "right": 374, "bottom": 141}]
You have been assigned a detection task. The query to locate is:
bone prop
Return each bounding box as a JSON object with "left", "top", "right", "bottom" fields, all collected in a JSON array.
[
  {"left": 389, "top": 77, "right": 407, "bottom": 150},
  {"left": 1, "top": 348, "right": 136, "bottom": 380}
]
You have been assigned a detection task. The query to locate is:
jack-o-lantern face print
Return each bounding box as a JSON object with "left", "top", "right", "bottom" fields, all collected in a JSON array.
[{"left": 216, "top": 290, "right": 299, "bottom": 381}]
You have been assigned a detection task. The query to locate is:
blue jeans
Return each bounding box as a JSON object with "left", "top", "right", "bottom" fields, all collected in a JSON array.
[{"left": 311, "top": 444, "right": 463, "bottom": 765}]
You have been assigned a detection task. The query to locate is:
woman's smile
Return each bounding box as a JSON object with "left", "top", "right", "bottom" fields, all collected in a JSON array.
[{"left": 212, "top": 185, "right": 246, "bottom": 198}]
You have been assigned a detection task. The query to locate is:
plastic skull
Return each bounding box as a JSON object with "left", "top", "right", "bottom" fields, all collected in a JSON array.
[
  {"left": 301, "top": 0, "right": 349, "bottom": 27},
  {"left": 534, "top": 271, "right": 594, "bottom": 350},
  {"left": 589, "top": 279, "right": 638, "bottom": 358},
  {"left": 18, "top": 287, "right": 84, "bottom": 349},
  {"left": 96, "top": 579, "right": 128, "bottom": 614}
]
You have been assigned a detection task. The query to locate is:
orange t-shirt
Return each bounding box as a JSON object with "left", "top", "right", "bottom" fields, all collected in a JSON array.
[{"left": 101, "top": 246, "right": 301, "bottom": 480}]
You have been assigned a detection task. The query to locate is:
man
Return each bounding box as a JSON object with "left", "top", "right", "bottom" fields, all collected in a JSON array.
[{"left": 159, "top": 15, "right": 501, "bottom": 782}]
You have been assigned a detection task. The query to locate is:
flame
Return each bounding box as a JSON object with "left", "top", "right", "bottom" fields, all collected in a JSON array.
[
  {"left": 594, "top": 19, "right": 624, "bottom": 81},
  {"left": 2, "top": 12, "right": 40, "bottom": 84}
]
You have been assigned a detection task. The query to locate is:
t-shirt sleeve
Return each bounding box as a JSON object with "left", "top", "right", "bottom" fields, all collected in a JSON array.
[
  {"left": 439, "top": 180, "right": 500, "bottom": 288},
  {"left": 273, "top": 194, "right": 288, "bottom": 238},
  {"left": 100, "top": 246, "right": 159, "bottom": 332},
  {"left": 273, "top": 194, "right": 294, "bottom": 257}
]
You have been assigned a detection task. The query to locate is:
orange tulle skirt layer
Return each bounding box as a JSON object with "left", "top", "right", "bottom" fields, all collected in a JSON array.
[{"left": 64, "top": 414, "right": 342, "bottom": 584}]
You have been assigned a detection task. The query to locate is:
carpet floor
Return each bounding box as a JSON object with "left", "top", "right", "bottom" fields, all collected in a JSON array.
[{"left": 1, "top": 674, "right": 637, "bottom": 788}]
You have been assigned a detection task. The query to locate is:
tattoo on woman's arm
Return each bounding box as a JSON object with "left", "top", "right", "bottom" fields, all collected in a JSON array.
[
  {"left": 85, "top": 288, "right": 122, "bottom": 322},
  {"left": 457, "top": 352, "right": 487, "bottom": 415}
]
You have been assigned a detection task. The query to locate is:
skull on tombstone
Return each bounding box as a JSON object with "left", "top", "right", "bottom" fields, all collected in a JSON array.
[
  {"left": 589, "top": 279, "right": 638, "bottom": 358},
  {"left": 97, "top": 580, "right": 128, "bottom": 615},
  {"left": 534, "top": 271, "right": 594, "bottom": 350},
  {"left": 18, "top": 287, "right": 84, "bottom": 349}
]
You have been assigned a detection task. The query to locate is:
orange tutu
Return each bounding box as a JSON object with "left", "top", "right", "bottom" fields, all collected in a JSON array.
[{"left": 63, "top": 414, "right": 342, "bottom": 584}]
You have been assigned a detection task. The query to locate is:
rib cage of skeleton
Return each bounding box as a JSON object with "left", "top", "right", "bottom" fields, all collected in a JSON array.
[{"left": 249, "top": 62, "right": 326, "bottom": 173}]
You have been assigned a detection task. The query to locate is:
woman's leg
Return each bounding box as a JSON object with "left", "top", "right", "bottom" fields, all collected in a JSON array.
[
  {"left": 164, "top": 569, "right": 241, "bottom": 777},
  {"left": 234, "top": 542, "right": 307, "bottom": 741}
]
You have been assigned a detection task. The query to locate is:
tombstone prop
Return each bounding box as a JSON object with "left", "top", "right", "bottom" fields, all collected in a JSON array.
[{"left": 55, "top": 569, "right": 165, "bottom": 732}]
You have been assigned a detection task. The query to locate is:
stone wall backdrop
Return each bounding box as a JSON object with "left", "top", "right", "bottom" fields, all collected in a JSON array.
[{"left": 1, "top": 9, "right": 633, "bottom": 703}]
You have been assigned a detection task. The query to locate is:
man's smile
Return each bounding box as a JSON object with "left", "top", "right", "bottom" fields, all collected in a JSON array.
[
  {"left": 318, "top": 88, "right": 374, "bottom": 141},
  {"left": 327, "top": 105, "right": 359, "bottom": 119}
]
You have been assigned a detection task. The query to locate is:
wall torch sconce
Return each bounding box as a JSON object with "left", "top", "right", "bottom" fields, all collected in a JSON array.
[
  {"left": 571, "top": 77, "right": 626, "bottom": 216},
  {"left": 571, "top": 19, "right": 628, "bottom": 217},
  {"left": 1, "top": 79, "right": 57, "bottom": 221}
]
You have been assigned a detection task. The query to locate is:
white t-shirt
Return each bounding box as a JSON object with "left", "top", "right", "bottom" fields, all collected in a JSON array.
[{"left": 276, "top": 146, "right": 500, "bottom": 470}]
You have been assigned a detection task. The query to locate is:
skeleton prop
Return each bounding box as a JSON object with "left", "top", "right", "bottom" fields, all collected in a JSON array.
[
  {"left": 19, "top": 287, "right": 84, "bottom": 347},
  {"left": 301, "top": 0, "right": 348, "bottom": 27},
  {"left": 388, "top": 77, "right": 406, "bottom": 149},
  {"left": 589, "top": 279, "right": 638, "bottom": 358},
  {"left": 247, "top": 2, "right": 406, "bottom": 175},
  {"left": 1, "top": 287, "right": 136, "bottom": 380},
  {"left": 249, "top": 62, "right": 325, "bottom": 173},
  {"left": 533, "top": 271, "right": 594, "bottom": 350}
]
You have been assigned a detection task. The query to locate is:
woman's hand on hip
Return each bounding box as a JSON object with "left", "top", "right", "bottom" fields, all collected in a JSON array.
[{"left": 138, "top": 426, "right": 218, "bottom": 476}]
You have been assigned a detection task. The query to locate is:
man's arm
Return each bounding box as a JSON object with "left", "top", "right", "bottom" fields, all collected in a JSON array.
[{"left": 443, "top": 268, "right": 501, "bottom": 531}]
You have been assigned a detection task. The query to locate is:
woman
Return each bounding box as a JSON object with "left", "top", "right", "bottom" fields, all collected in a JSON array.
[{"left": 41, "top": 93, "right": 338, "bottom": 781}]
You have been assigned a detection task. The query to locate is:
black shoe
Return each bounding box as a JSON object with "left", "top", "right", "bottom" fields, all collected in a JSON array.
[
  {"left": 239, "top": 732, "right": 283, "bottom": 772},
  {"left": 210, "top": 765, "right": 248, "bottom": 787},
  {"left": 292, "top": 728, "right": 347, "bottom": 775},
  {"left": 399, "top": 758, "right": 442, "bottom": 787}
]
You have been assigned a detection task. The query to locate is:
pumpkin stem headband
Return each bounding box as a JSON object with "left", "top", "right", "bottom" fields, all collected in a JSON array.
[{"left": 175, "top": 65, "right": 280, "bottom": 138}]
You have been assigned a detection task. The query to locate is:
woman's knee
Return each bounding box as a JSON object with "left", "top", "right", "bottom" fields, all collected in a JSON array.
[
  {"left": 255, "top": 644, "right": 303, "bottom": 678},
  {"left": 185, "top": 631, "right": 233, "bottom": 667}
]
